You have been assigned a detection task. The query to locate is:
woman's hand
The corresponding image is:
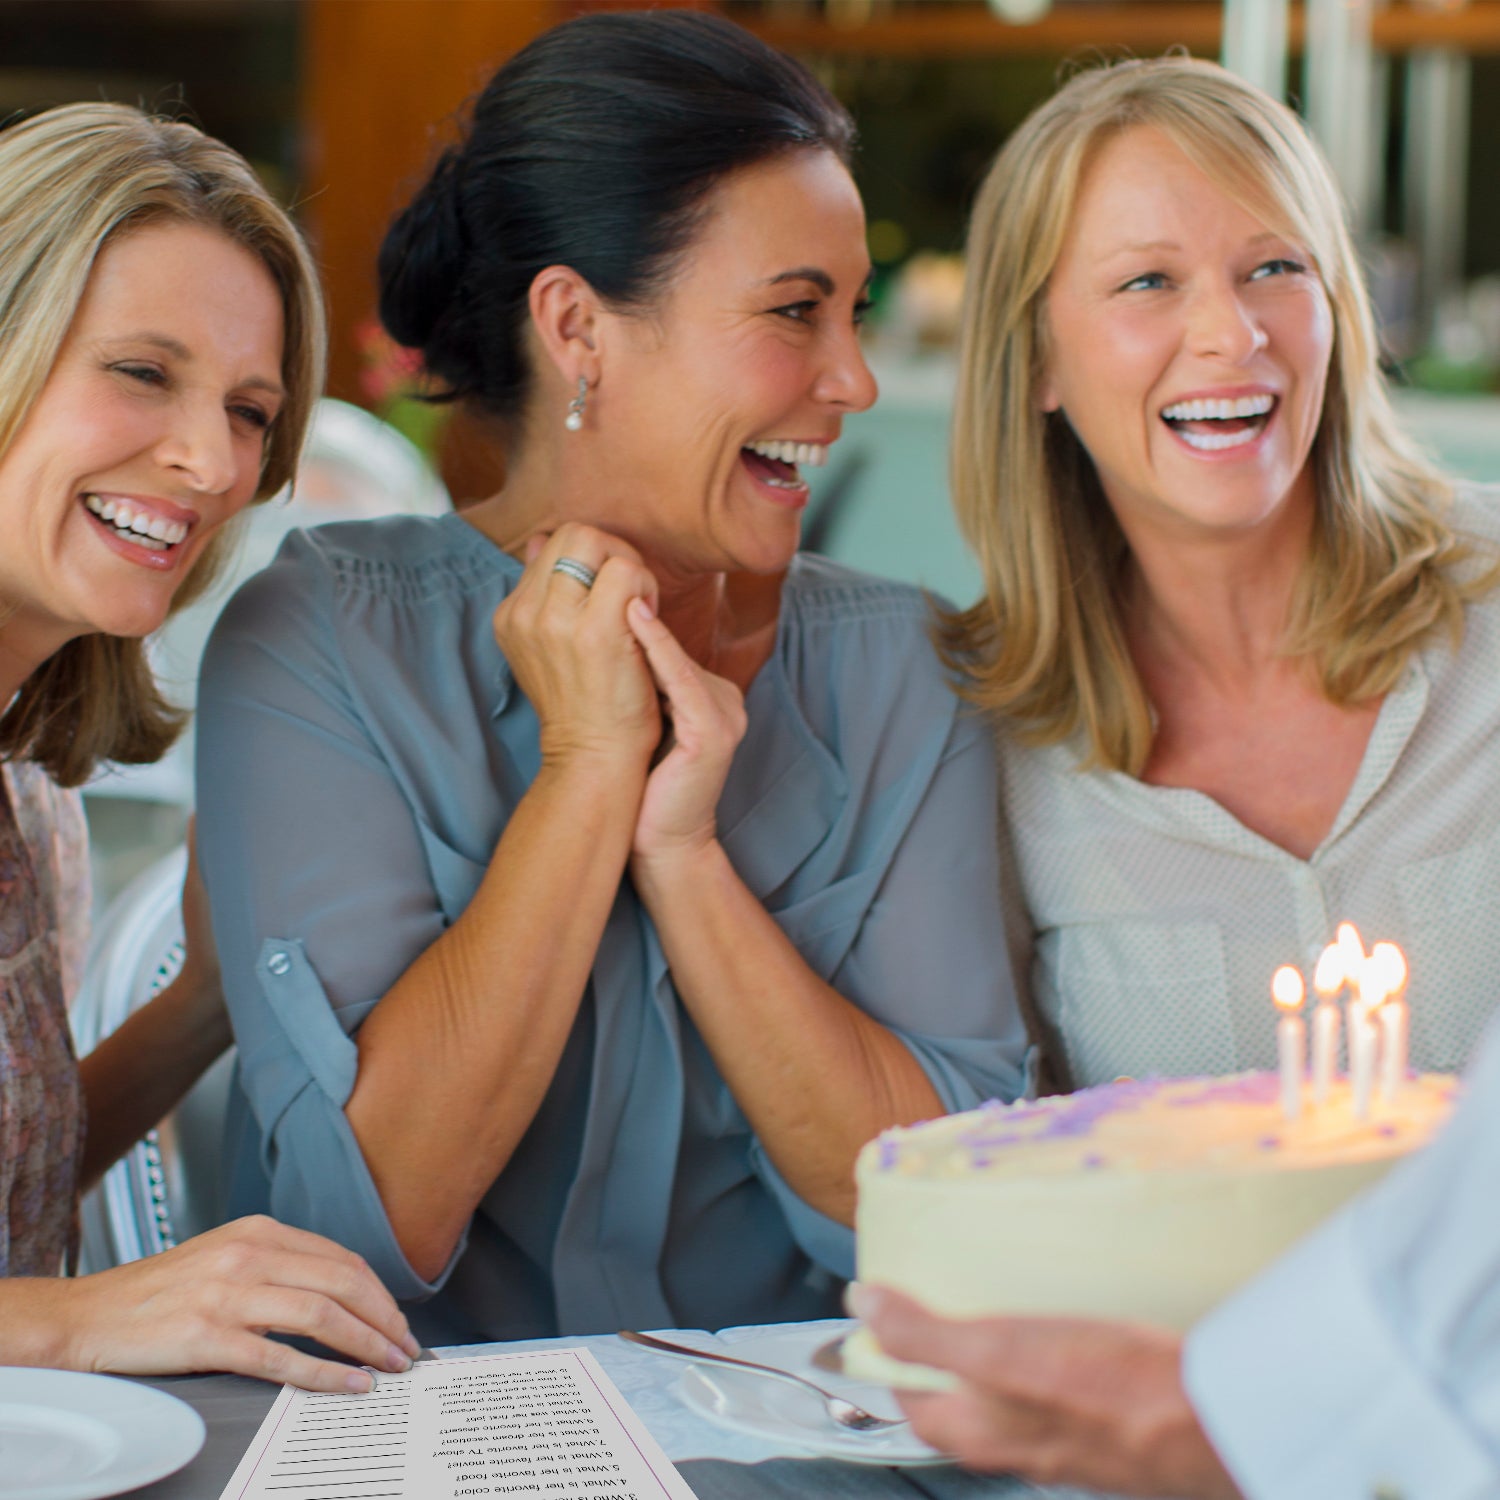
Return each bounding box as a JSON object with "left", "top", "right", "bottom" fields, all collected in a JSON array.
[
  {"left": 625, "top": 596, "right": 747, "bottom": 868},
  {"left": 58, "top": 1217, "right": 419, "bottom": 1392},
  {"left": 854, "top": 1286, "right": 1241, "bottom": 1499},
  {"left": 492, "top": 523, "right": 662, "bottom": 774}
]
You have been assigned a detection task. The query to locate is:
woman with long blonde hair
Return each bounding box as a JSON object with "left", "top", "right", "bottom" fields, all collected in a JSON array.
[
  {"left": 0, "top": 102, "right": 415, "bottom": 1388},
  {"left": 941, "top": 56, "right": 1500, "bottom": 1089},
  {"left": 849, "top": 59, "right": 1500, "bottom": 1498}
]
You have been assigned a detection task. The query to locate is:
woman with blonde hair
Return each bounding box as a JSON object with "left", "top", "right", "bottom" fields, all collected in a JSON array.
[
  {"left": 940, "top": 55, "right": 1500, "bottom": 1089},
  {"left": 0, "top": 101, "right": 416, "bottom": 1388}
]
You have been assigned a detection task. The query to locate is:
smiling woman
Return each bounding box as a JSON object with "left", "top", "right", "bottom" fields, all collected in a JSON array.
[
  {"left": 195, "top": 9, "right": 1026, "bottom": 1345},
  {"left": 940, "top": 58, "right": 1500, "bottom": 1093},
  {"left": 0, "top": 225, "right": 285, "bottom": 644},
  {"left": 0, "top": 102, "right": 419, "bottom": 1391}
]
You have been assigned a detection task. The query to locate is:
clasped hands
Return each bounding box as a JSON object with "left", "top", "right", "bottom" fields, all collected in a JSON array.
[{"left": 492, "top": 523, "right": 747, "bottom": 870}]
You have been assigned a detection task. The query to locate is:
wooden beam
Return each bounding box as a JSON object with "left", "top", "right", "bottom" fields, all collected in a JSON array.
[
  {"left": 738, "top": 3, "right": 1224, "bottom": 57},
  {"left": 738, "top": 1, "right": 1500, "bottom": 59},
  {"left": 300, "top": 0, "right": 562, "bottom": 409}
]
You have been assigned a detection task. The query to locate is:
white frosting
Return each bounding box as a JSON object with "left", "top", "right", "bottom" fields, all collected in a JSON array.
[{"left": 845, "top": 1071, "right": 1458, "bottom": 1388}]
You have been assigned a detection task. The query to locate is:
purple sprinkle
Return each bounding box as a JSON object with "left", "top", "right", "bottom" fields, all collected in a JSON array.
[
  {"left": 1081, "top": 1154, "right": 1106, "bottom": 1169},
  {"left": 878, "top": 1138, "right": 899, "bottom": 1171},
  {"left": 970, "top": 1154, "right": 993, "bottom": 1169},
  {"left": 1257, "top": 1135, "right": 1281, "bottom": 1150},
  {"left": 1178, "top": 1075, "right": 1280, "bottom": 1107},
  {"left": 1376, "top": 1123, "right": 1398, "bottom": 1138}
]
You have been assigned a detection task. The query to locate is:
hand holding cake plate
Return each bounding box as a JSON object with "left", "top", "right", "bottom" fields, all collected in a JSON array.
[{"left": 845, "top": 1069, "right": 1458, "bottom": 1388}]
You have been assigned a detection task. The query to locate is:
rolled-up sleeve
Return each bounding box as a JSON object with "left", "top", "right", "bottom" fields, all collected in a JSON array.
[
  {"left": 196, "top": 544, "right": 461, "bottom": 1298},
  {"left": 1186, "top": 1017, "right": 1500, "bottom": 1500}
]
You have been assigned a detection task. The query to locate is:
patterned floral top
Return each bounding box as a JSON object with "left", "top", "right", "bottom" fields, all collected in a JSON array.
[{"left": 0, "top": 760, "right": 87, "bottom": 1276}]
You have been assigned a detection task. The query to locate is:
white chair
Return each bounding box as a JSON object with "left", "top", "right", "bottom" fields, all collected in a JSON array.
[{"left": 70, "top": 845, "right": 235, "bottom": 1272}]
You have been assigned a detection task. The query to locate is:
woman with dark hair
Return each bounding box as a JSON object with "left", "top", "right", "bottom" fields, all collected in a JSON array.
[{"left": 197, "top": 9, "right": 1025, "bottom": 1342}]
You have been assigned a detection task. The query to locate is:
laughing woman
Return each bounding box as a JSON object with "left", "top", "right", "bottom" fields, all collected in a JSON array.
[
  {"left": 941, "top": 57, "right": 1500, "bottom": 1093},
  {"left": 0, "top": 103, "right": 416, "bottom": 1387},
  {"left": 196, "top": 10, "right": 1025, "bottom": 1343}
]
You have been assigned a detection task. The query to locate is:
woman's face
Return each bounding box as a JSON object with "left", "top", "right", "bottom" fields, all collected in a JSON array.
[
  {"left": 587, "top": 148, "right": 877, "bottom": 577},
  {"left": 0, "top": 220, "right": 285, "bottom": 668},
  {"left": 1039, "top": 125, "right": 1334, "bottom": 549}
]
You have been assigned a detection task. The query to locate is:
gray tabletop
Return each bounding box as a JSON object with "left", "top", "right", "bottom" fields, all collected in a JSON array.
[{"left": 127, "top": 1370, "right": 1095, "bottom": 1500}]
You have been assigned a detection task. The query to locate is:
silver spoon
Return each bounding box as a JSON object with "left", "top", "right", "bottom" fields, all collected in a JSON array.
[{"left": 618, "top": 1329, "right": 909, "bottom": 1434}]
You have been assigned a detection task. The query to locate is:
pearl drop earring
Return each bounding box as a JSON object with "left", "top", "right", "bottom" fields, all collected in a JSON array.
[{"left": 565, "top": 376, "right": 588, "bottom": 432}]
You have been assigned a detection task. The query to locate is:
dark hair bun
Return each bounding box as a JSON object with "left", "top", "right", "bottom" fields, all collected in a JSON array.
[{"left": 378, "top": 10, "right": 854, "bottom": 425}]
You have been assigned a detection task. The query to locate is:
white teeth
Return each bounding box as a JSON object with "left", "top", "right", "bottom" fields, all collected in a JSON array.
[
  {"left": 1175, "top": 425, "right": 1262, "bottom": 452},
  {"left": 746, "top": 440, "right": 829, "bottom": 469},
  {"left": 82, "top": 494, "right": 189, "bottom": 546},
  {"left": 1161, "top": 394, "right": 1275, "bottom": 423}
]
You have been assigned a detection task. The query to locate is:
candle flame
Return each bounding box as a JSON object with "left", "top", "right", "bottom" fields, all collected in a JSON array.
[
  {"left": 1370, "top": 942, "right": 1408, "bottom": 1005},
  {"left": 1336, "top": 922, "right": 1366, "bottom": 972},
  {"left": 1313, "top": 943, "right": 1345, "bottom": 998},
  {"left": 1272, "top": 965, "right": 1305, "bottom": 1012}
]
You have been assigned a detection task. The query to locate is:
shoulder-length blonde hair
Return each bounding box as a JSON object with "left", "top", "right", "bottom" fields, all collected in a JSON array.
[
  {"left": 0, "top": 101, "right": 326, "bottom": 787},
  {"left": 939, "top": 56, "right": 1486, "bottom": 775}
]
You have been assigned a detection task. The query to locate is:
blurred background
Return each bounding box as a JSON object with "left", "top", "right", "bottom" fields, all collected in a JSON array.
[
  {"left": 7, "top": 0, "right": 1500, "bottom": 887},
  {"left": 7, "top": 0, "right": 1500, "bottom": 589}
]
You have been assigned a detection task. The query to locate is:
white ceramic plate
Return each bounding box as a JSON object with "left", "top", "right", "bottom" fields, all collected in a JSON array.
[
  {"left": 671, "top": 1325, "right": 948, "bottom": 1467},
  {"left": 0, "top": 1368, "right": 205, "bottom": 1500}
]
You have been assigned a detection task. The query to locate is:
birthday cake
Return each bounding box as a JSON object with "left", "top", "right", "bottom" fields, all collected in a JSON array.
[{"left": 845, "top": 1070, "right": 1458, "bottom": 1388}]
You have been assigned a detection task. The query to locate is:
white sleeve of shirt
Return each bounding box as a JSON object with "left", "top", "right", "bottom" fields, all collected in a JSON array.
[{"left": 1184, "top": 1014, "right": 1500, "bottom": 1500}]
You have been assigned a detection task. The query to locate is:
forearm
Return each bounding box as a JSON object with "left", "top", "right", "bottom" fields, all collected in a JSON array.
[
  {"left": 0, "top": 1279, "right": 76, "bottom": 1367},
  {"left": 77, "top": 963, "right": 231, "bottom": 1193},
  {"left": 346, "top": 754, "right": 644, "bottom": 1278},
  {"left": 633, "top": 840, "right": 941, "bottom": 1225}
]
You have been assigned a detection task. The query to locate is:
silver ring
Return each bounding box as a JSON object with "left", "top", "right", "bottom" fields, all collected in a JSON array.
[{"left": 551, "top": 557, "right": 597, "bottom": 590}]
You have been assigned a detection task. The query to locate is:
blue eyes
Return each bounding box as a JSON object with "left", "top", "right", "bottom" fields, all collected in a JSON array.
[
  {"left": 114, "top": 361, "right": 166, "bottom": 387},
  {"left": 1249, "top": 258, "right": 1306, "bottom": 280},
  {"left": 230, "top": 404, "right": 274, "bottom": 432},
  {"left": 1119, "top": 259, "right": 1308, "bottom": 294},
  {"left": 111, "top": 361, "right": 274, "bottom": 433}
]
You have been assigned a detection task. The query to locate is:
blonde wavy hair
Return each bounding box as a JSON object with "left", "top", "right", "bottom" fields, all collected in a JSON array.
[
  {"left": 0, "top": 102, "right": 326, "bottom": 787},
  {"left": 938, "top": 56, "right": 1488, "bottom": 775}
]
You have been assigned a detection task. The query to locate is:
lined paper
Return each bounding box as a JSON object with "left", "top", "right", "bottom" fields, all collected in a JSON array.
[{"left": 220, "top": 1348, "right": 698, "bottom": 1500}]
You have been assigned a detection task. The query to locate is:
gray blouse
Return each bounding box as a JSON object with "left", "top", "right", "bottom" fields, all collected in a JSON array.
[
  {"left": 1001, "top": 487, "right": 1500, "bottom": 1090},
  {"left": 195, "top": 514, "right": 1026, "bottom": 1342}
]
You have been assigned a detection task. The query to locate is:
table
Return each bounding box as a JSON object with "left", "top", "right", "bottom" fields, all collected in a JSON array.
[{"left": 124, "top": 1323, "right": 1103, "bottom": 1500}]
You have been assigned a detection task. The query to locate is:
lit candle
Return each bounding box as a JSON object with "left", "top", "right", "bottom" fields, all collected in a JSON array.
[
  {"left": 1349, "top": 954, "right": 1388, "bottom": 1120},
  {"left": 1272, "top": 965, "right": 1307, "bottom": 1120},
  {"left": 1336, "top": 921, "right": 1366, "bottom": 978},
  {"left": 1372, "top": 941, "right": 1409, "bottom": 1105},
  {"left": 1311, "top": 942, "right": 1345, "bottom": 1106}
]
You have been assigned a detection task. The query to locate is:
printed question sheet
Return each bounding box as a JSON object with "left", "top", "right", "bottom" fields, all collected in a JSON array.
[{"left": 219, "top": 1347, "right": 698, "bottom": 1500}]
